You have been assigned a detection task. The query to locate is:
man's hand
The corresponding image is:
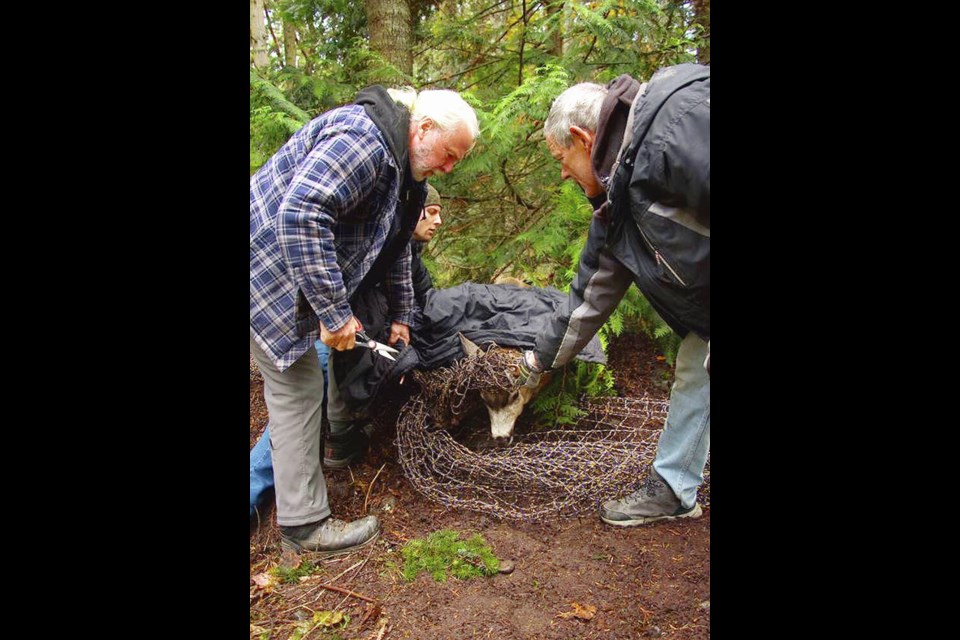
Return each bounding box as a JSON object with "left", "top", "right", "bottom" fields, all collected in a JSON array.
[
  {"left": 388, "top": 322, "right": 410, "bottom": 347},
  {"left": 320, "top": 316, "right": 363, "bottom": 351},
  {"left": 515, "top": 350, "right": 544, "bottom": 388}
]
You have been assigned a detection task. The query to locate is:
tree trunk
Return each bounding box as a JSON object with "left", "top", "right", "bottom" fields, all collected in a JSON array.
[
  {"left": 692, "top": 0, "right": 710, "bottom": 65},
  {"left": 283, "top": 20, "right": 297, "bottom": 68},
  {"left": 546, "top": 0, "right": 563, "bottom": 57},
  {"left": 364, "top": 0, "right": 413, "bottom": 83},
  {"left": 250, "top": 0, "right": 269, "bottom": 68}
]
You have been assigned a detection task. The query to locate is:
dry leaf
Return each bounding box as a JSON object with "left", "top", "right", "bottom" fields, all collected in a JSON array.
[
  {"left": 312, "top": 610, "right": 345, "bottom": 627},
  {"left": 280, "top": 548, "right": 301, "bottom": 568},
  {"left": 298, "top": 574, "right": 324, "bottom": 583},
  {"left": 558, "top": 602, "right": 597, "bottom": 620},
  {"left": 252, "top": 572, "right": 277, "bottom": 591}
]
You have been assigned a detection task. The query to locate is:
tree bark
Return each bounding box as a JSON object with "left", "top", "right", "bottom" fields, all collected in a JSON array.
[
  {"left": 692, "top": 0, "right": 710, "bottom": 65},
  {"left": 283, "top": 19, "right": 297, "bottom": 68},
  {"left": 545, "top": 0, "right": 563, "bottom": 57},
  {"left": 250, "top": 0, "right": 270, "bottom": 68},
  {"left": 365, "top": 0, "right": 413, "bottom": 83}
]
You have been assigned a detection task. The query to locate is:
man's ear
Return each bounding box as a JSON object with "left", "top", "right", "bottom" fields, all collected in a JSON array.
[
  {"left": 569, "top": 125, "right": 595, "bottom": 151},
  {"left": 417, "top": 117, "right": 434, "bottom": 139}
]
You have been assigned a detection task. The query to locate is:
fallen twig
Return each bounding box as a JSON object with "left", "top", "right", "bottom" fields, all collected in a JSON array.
[
  {"left": 314, "top": 582, "right": 377, "bottom": 603},
  {"left": 637, "top": 604, "right": 654, "bottom": 624},
  {"left": 369, "top": 619, "right": 388, "bottom": 640},
  {"left": 364, "top": 463, "right": 387, "bottom": 513},
  {"left": 280, "top": 559, "right": 366, "bottom": 612}
]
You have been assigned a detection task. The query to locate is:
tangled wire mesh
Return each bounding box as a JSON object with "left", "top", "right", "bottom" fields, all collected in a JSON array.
[{"left": 396, "top": 345, "right": 710, "bottom": 522}]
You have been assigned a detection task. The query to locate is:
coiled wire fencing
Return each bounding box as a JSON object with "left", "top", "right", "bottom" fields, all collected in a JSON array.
[{"left": 396, "top": 345, "right": 710, "bottom": 522}]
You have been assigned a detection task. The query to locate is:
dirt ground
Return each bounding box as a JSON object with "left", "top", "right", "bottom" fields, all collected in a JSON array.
[{"left": 250, "top": 331, "right": 710, "bottom": 639}]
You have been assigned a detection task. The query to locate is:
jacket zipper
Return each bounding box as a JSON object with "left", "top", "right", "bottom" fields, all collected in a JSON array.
[{"left": 638, "top": 227, "right": 687, "bottom": 286}]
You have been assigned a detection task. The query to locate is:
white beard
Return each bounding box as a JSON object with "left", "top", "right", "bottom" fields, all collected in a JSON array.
[{"left": 410, "top": 138, "right": 437, "bottom": 181}]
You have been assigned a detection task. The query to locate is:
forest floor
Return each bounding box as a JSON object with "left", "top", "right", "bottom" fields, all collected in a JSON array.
[{"left": 250, "top": 331, "right": 709, "bottom": 640}]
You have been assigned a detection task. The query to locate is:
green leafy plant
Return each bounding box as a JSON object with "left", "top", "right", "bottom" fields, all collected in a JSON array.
[
  {"left": 400, "top": 530, "right": 500, "bottom": 582},
  {"left": 270, "top": 559, "right": 319, "bottom": 584},
  {"left": 530, "top": 360, "right": 616, "bottom": 426}
]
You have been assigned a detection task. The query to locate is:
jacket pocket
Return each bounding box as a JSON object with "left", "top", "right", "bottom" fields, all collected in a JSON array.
[{"left": 636, "top": 202, "right": 709, "bottom": 290}]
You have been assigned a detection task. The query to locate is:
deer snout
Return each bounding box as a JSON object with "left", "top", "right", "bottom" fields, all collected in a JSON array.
[
  {"left": 486, "top": 399, "right": 523, "bottom": 443},
  {"left": 492, "top": 434, "right": 514, "bottom": 447}
]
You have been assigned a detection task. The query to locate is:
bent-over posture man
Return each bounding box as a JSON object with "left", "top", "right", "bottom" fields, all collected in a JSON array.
[
  {"left": 251, "top": 86, "right": 477, "bottom": 553},
  {"left": 517, "top": 63, "right": 710, "bottom": 526},
  {"left": 250, "top": 184, "right": 444, "bottom": 517}
]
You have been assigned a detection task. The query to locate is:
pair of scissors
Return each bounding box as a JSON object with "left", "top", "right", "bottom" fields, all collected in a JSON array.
[{"left": 356, "top": 330, "right": 400, "bottom": 361}]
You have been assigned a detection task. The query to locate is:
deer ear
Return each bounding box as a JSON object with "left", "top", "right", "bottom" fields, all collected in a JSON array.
[{"left": 459, "top": 332, "right": 481, "bottom": 357}]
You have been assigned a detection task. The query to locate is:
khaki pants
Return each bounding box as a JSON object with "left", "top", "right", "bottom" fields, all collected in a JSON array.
[{"left": 250, "top": 336, "right": 331, "bottom": 526}]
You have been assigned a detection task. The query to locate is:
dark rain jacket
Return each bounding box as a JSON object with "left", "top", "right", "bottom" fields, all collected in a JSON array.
[
  {"left": 535, "top": 63, "right": 710, "bottom": 369},
  {"left": 336, "top": 282, "right": 606, "bottom": 413}
]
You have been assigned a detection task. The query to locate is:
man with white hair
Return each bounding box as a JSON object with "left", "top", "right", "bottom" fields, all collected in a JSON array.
[
  {"left": 250, "top": 184, "right": 445, "bottom": 519},
  {"left": 250, "top": 87, "right": 477, "bottom": 554},
  {"left": 516, "top": 63, "right": 710, "bottom": 527}
]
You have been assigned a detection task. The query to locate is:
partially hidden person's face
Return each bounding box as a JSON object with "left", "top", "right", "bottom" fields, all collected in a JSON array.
[
  {"left": 414, "top": 204, "right": 442, "bottom": 242},
  {"left": 546, "top": 131, "right": 602, "bottom": 198},
  {"left": 410, "top": 119, "right": 473, "bottom": 181}
]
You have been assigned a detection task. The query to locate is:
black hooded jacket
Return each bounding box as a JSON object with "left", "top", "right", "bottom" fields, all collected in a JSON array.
[{"left": 535, "top": 63, "right": 710, "bottom": 369}]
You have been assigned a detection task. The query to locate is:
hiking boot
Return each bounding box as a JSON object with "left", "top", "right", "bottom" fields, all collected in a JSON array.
[
  {"left": 280, "top": 515, "right": 380, "bottom": 556},
  {"left": 600, "top": 468, "right": 702, "bottom": 527},
  {"left": 323, "top": 421, "right": 369, "bottom": 468}
]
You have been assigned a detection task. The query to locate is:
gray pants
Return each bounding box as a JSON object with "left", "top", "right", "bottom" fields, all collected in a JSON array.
[{"left": 250, "top": 336, "right": 331, "bottom": 526}]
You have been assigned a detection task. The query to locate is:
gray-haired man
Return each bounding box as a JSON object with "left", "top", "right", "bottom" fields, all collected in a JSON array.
[
  {"left": 251, "top": 85, "right": 477, "bottom": 555},
  {"left": 518, "top": 64, "right": 710, "bottom": 526}
]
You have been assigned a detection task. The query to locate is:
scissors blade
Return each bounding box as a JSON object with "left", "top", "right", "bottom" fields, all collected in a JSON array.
[
  {"left": 356, "top": 331, "right": 400, "bottom": 357},
  {"left": 375, "top": 348, "right": 397, "bottom": 361}
]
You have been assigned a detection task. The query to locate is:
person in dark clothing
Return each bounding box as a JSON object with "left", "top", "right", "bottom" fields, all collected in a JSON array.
[
  {"left": 250, "top": 184, "right": 445, "bottom": 517},
  {"left": 516, "top": 63, "right": 710, "bottom": 527},
  {"left": 250, "top": 81, "right": 477, "bottom": 555},
  {"left": 320, "top": 182, "right": 443, "bottom": 466},
  {"left": 410, "top": 183, "right": 442, "bottom": 307}
]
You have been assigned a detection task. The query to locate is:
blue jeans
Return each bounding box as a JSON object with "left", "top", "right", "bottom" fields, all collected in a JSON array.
[
  {"left": 250, "top": 340, "right": 330, "bottom": 517},
  {"left": 652, "top": 333, "right": 710, "bottom": 509}
]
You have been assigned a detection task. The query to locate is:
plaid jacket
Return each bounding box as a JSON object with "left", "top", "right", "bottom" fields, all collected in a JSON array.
[{"left": 250, "top": 104, "right": 415, "bottom": 371}]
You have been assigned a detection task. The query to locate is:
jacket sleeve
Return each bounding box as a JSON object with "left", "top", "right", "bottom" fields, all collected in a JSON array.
[
  {"left": 383, "top": 242, "right": 415, "bottom": 327},
  {"left": 410, "top": 245, "right": 434, "bottom": 308},
  {"left": 534, "top": 214, "right": 634, "bottom": 370},
  {"left": 276, "top": 127, "right": 385, "bottom": 332}
]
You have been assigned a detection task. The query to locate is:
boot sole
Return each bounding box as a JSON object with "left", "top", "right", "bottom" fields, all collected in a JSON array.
[
  {"left": 600, "top": 503, "right": 703, "bottom": 527},
  {"left": 280, "top": 528, "right": 380, "bottom": 558}
]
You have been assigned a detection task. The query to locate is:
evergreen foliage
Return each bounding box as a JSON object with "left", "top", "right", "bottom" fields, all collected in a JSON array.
[{"left": 251, "top": 0, "right": 702, "bottom": 373}]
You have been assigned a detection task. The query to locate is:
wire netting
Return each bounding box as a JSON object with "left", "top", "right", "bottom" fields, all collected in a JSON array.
[{"left": 396, "top": 346, "right": 710, "bottom": 521}]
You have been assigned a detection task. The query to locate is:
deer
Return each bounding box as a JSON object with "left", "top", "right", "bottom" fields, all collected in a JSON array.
[{"left": 458, "top": 333, "right": 552, "bottom": 445}]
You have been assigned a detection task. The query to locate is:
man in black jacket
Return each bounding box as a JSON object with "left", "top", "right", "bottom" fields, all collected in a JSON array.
[
  {"left": 322, "top": 182, "right": 443, "bottom": 466},
  {"left": 517, "top": 63, "right": 710, "bottom": 526}
]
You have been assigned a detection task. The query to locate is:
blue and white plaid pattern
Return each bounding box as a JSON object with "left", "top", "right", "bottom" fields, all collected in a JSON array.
[{"left": 251, "top": 105, "right": 415, "bottom": 371}]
